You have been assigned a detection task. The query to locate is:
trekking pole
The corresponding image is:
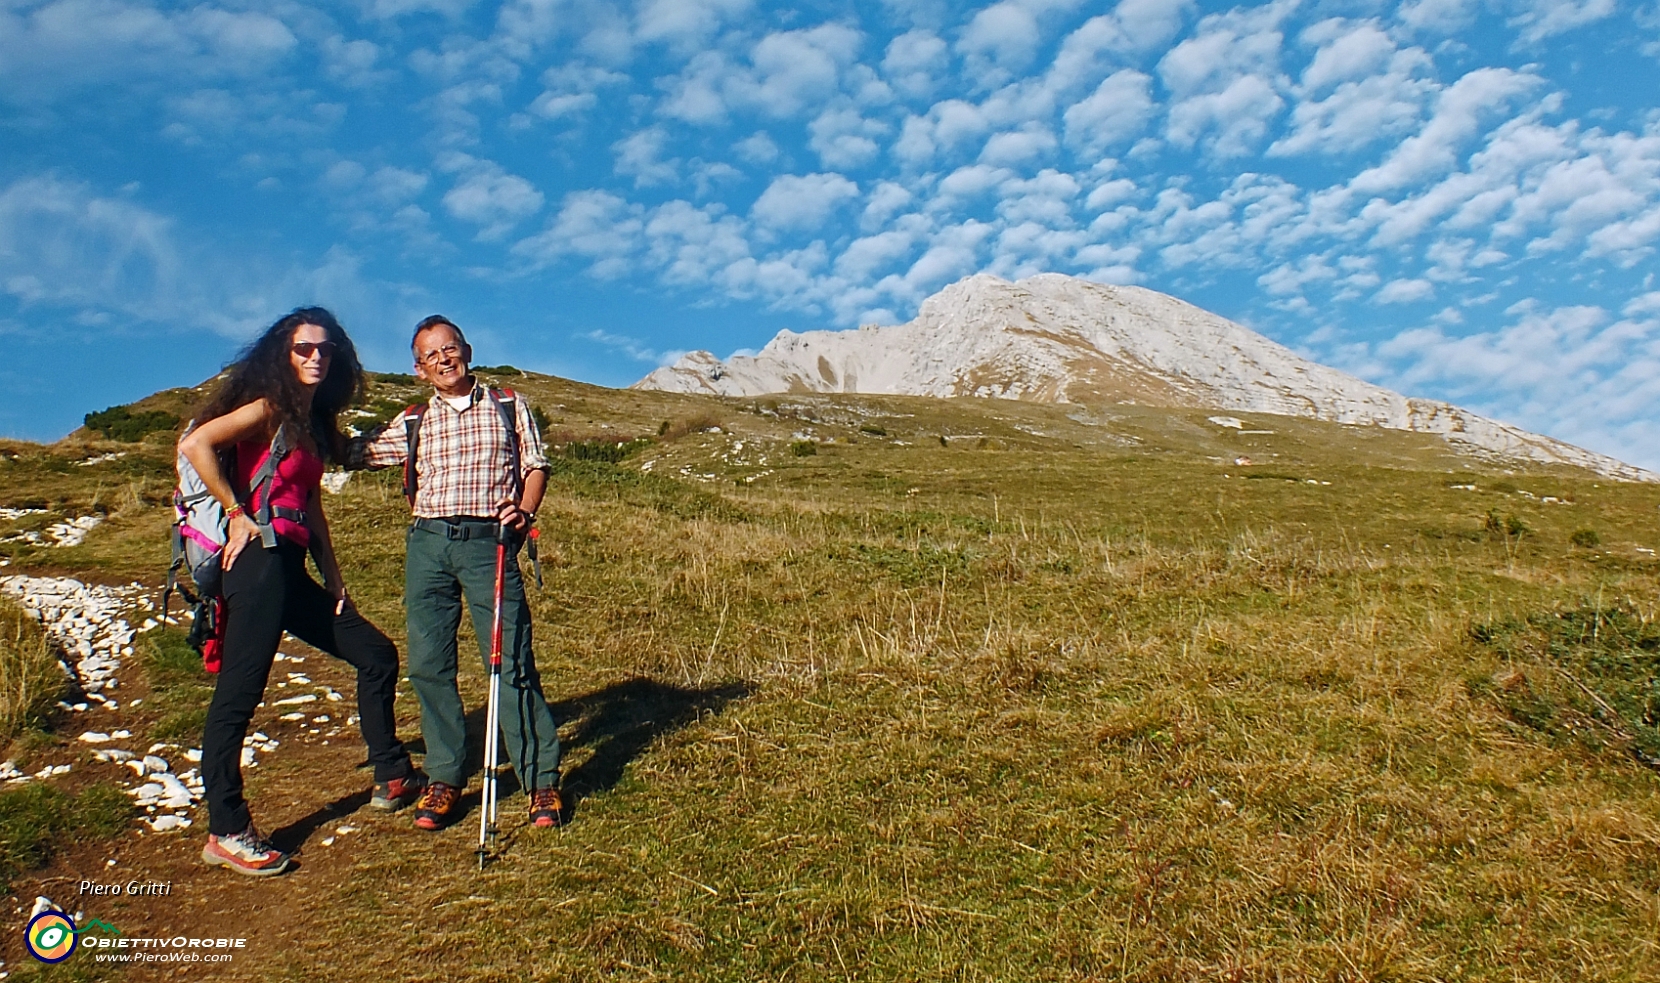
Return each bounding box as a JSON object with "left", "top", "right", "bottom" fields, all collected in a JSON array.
[{"left": 477, "top": 523, "right": 508, "bottom": 870}]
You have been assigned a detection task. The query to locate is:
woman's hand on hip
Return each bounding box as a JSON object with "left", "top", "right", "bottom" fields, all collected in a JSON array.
[
  {"left": 222, "top": 513, "right": 260, "bottom": 570},
  {"left": 328, "top": 581, "right": 350, "bottom": 616}
]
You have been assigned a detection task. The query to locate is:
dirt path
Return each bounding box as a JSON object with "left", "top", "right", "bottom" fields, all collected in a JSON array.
[{"left": 2, "top": 591, "right": 432, "bottom": 981}]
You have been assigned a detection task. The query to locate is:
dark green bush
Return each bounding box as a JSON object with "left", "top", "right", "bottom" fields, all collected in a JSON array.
[
  {"left": 1570, "top": 528, "right": 1601, "bottom": 548},
  {"left": 1485, "top": 510, "right": 1527, "bottom": 537},
  {"left": 84, "top": 405, "right": 179, "bottom": 442},
  {"left": 563, "top": 438, "right": 652, "bottom": 464},
  {"left": 791, "top": 440, "right": 818, "bottom": 457}
]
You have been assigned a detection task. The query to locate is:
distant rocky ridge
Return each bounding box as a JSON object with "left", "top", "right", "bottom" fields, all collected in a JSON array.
[{"left": 635, "top": 273, "right": 1653, "bottom": 482}]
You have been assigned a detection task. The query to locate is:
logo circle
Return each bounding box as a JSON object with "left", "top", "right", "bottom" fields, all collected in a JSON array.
[{"left": 26, "top": 910, "right": 76, "bottom": 963}]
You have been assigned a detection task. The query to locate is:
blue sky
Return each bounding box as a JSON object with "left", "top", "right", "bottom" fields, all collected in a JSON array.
[{"left": 2, "top": 0, "right": 1658, "bottom": 468}]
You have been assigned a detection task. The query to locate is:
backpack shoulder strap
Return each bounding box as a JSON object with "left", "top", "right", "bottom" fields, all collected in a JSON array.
[
  {"left": 245, "top": 427, "right": 291, "bottom": 518},
  {"left": 487, "top": 389, "right": 523, "bottom": 499},
  {"left": 245, "top": 426, "right": 291, "bottom": 547},
  {"left": 402, "top": 404, "right": 428, "bottom": 507}
]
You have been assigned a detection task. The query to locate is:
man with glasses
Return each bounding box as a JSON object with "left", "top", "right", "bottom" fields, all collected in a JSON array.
[{"left": 350, "top": 315, "right": 564, "bottom": 831}]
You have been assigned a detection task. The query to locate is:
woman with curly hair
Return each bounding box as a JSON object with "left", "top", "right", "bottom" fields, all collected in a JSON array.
[{"left": 178, "top": 307, "right": 423, "bottom": 876}]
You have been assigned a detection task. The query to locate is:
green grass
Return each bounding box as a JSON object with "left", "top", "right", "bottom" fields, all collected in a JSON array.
[
  {"left": 0, "top": 782, "right": 131, "bottom": 890},
  {"left": 10, "top": 370, "right": 1660, "bottom": 980},
  {"left": 138, "top": 626, "right": 214, "bottom": 741}
]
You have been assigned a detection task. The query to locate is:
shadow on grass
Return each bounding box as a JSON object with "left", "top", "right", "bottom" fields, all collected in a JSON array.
[
  {"left": 270, "top": 788, "right": 372, "bottom": 855},
  {"left": 455, "top": 676, "right": 753, "bottom": 822}
]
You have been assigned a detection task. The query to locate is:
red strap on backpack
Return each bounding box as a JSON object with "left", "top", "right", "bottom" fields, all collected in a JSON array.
[{"left": 202, "top": 597, "right": 226, "bottom": 674}]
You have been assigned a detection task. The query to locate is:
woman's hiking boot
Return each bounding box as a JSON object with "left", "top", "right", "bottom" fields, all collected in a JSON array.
[
  {"left": 202, "top": 824, "right": 290, "bottom": 877},
  {"left": 371, "top": 771, "right": 428, "bottom": 812}
]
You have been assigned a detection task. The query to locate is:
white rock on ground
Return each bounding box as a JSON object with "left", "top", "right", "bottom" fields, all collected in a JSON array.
[
  {"left": 635, "top": 272, "right": 1654, "bottom": 481},
  {"left": 0, "top": 576, "right": 229, "bottom": 823}
]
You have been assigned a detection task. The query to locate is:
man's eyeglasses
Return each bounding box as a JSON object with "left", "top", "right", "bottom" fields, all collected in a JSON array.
[
  {"left": 292, "top": 341, "right": 337, "bottom": 360},
  {"left": 418, "top": 343, "right": 463, "bottom": 366}
]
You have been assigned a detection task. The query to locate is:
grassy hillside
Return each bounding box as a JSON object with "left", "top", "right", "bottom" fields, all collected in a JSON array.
[{"left": 3, "top": 371, "right": 1659, "bottom": 981}]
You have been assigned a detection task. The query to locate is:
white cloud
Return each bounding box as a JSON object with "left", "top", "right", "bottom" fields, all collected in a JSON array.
[
  {"left": 0, "top": 175, "right": 178, "bottom": 312},
  {"left": 369, "top": 167, "right": 428, "bottom": 204},
  {"left": 1357, "top": 301, "right": 1660, "bottom": 468},
  {"left": 1166, "top": 74, "right": 1285, "bottom": 159},
  {"left": 438, "top": 154, "right": 544, "bottom": 240},
  {"left": 862, "top": 181, "right": 914, "bottom": 230},
  {"left": 514, "top": 190, "right": 644, "bottom": 277},
  {"left": 1397, "top": 0, "right": 1480, "bottom": 35},
  {"left": 883, "top": 29, "right": 949, "bottom": 100},
  {"left": 904, "top": 219, "right": 994, "bottom": 291},
  {"left": 645, "top": 200, "right": 751, "bottom": 286},
  {"left": 1110, "top": 0, "right": 1193, "bottom": 51},
  {"left": 1507, "top": 0, "right": 1618, "bottom": 45},
  {"left": 996, "top": 169, "right": 1081, "bottom": 225},
  {"left": 658, "top": 24, "right": 863, "bottom": 125},
  {"left": 613, "top": 127, "right": 680, "bottom": 187},
  {"left": 835, "top": 229, "right": 920, "bottom": 281},
  {"left": 0, "top": 0, "right": 297, "bottom": 100},
  {"left": 735, "top": 132, "right": 780, "bottom": 165},
  {"left": 1625, "top": 292, "right": 1660, "bottom": 317},
  {"left": 658, "top": 51, "right": 735, "bottom": 125},
  {"left": 979, "top": 124, "right": 1058, "bottom": 167},
  {"left": 636, "top": 0, "right": 751, "bottom": 50},
  {"left": 958, "top": 2, "right": 1044, "bottom": 83},
  {"left": 581, "top": 328, "right": 680, "bottom": 365},
  {"left": 1046, "top": 1, "right": 1192, "bottom": 95},
  {"left": 1349, "top": 68, "right": 1543, "bottom": 194},
  {"left": 936, "top": 164, "right": 1015, "bottom": 201},
  {"left": 1158, "top": 3, "right": 1293, "bottom": 159},
  {"left": 1270, "top": 22, "right": 1435, "bottom": 157},
  {"left": 809, "top": 107, "right": 888, "bottom": 169},
  {"left": 749, "top": 24, "right": 864, "bottom": 118},
  {"left": 528, "top": 63, "right": 625, "bottom": 121},
  {"left": 751, "top": 173, "right": 860, "bottom": 231},
  {"left": 1063, "top": 70, "right": 1155, "bottom": 157},
  {"left": 321, "top": 36, "right": 392, "bottom": 89},
  {"left": 1374, "top": 278, "right": 1435, "bottom": 303}
]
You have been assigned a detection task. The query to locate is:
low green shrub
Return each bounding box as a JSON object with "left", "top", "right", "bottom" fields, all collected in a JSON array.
[
  {"left": 84, "top": 405, "right": 179, "bottom": 442},
  {"left": 564, "top": 438, "right": 652, "bottom": 464}
]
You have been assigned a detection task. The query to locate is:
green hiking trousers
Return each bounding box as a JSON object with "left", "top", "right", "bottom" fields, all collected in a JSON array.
[{"left": 404, "top": 519, "right": 561, "bottom": 791}]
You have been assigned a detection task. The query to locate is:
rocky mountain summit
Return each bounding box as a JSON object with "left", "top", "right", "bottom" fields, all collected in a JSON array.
[{"left": 636, "top": 273, "right": 1650, "bottom": 481}]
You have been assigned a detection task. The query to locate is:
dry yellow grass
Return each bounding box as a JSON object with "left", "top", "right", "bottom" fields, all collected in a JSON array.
[{"left": 0, "top": 596, "right": 63, "bottom": 738}]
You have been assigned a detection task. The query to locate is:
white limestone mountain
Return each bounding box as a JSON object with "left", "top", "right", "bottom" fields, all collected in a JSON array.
[{"left": 634, "top": 273, "right": 1652, "bottom": 482}]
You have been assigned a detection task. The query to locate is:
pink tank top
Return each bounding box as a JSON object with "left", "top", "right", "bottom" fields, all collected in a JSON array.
[{"left": 235, "top": 437, "right": 324, "bottom": 548}]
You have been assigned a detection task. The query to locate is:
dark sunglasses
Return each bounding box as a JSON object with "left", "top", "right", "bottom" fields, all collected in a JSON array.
[{"left": 292, "top": 341, "right": 338, "bottom": 360}]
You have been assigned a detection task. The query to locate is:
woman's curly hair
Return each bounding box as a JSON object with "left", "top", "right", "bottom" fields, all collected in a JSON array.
[{"left": 196, "top": 307, "right": 364, "bottom": 463}]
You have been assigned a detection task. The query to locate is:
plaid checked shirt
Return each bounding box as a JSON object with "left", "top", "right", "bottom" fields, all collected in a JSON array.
[{"left": 353, "top": 384, "right": 548, "bottom": 519}]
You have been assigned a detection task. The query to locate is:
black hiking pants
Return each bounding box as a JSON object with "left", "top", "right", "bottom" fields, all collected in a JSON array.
[{"left": 202, "top": 539, "right": 411, "bottom": 836}]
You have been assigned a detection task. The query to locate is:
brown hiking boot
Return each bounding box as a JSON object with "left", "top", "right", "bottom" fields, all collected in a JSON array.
[
  {"left": 413, "top": 781, "right": 462, "bottom": 830},
  {"left": 528, "top": 787, "right": 563, "bottom": 828}
]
